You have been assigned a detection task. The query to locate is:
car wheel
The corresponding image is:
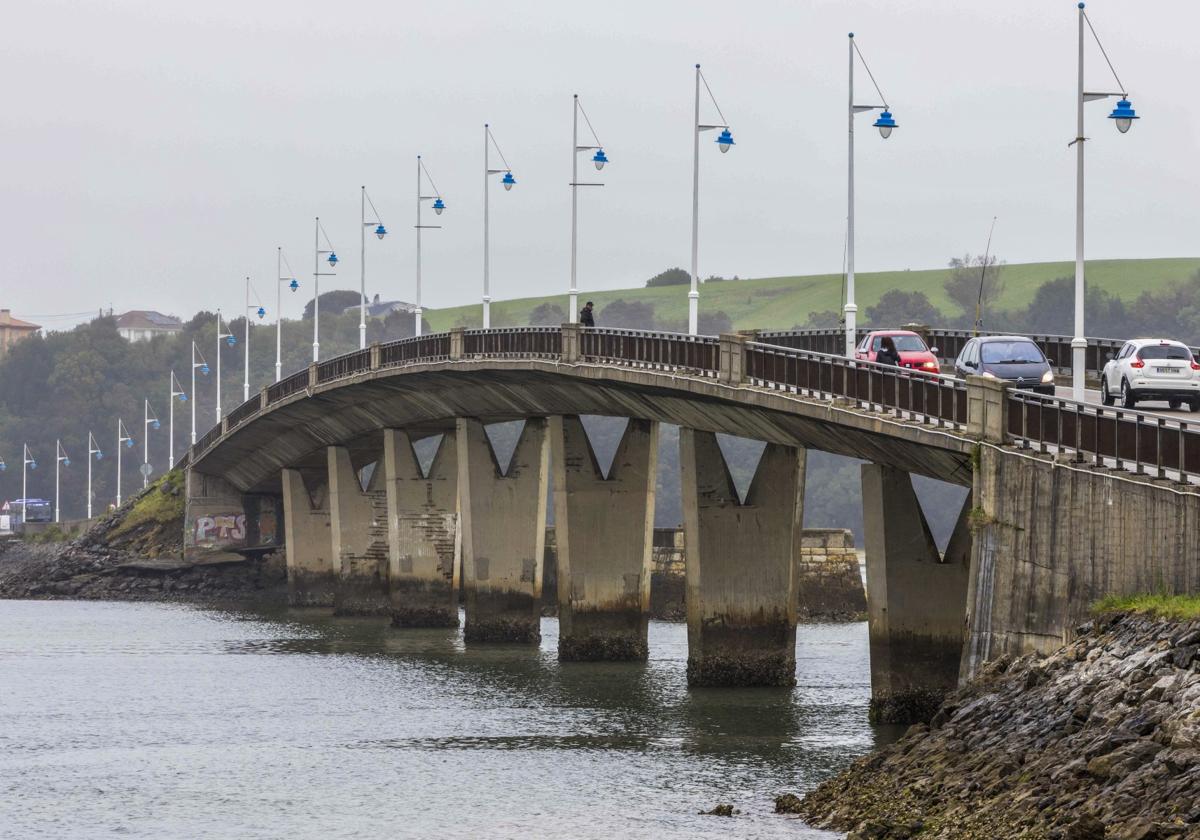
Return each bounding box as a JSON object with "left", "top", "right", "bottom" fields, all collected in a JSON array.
[
  {"left": 1100, "top": 376, "right": 1114, "bottom": 406},
  {"left": 1169, "top": 398, "right": 1183, "bottom": 410},
  {"left": 1121, "top": 379, "right": 1137, "bottom": 409}
]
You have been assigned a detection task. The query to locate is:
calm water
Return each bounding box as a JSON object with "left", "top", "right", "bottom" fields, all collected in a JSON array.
[{"left": 0, "top": 601, "right": 898, "bottom": 839}]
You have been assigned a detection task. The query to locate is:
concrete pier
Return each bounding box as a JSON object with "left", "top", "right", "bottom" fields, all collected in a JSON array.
[
  {"left": 328, "top": 446, "right": 390, "bottom": 615},
  {"left": 861, "top": 463, "right": 971, "bottom": 723},
  {"left": 383, "top": 429, "right": 459, "bottom": 627},
  {"left": 680, "top": 429, "right": 806, "bottom": 686},
  {"left": 550, "top": 415, "right": 658, "bottom": 661},
  {"left": 281, "top": 467, "right": 334, "bottom": 606},
  {"left": 456, "top": 417, "right": 550, "bottom": 643}
]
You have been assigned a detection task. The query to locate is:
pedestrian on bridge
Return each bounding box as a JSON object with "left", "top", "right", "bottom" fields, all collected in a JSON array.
[
  {"left": 877, "top": 335, "right": 901, "bottom": 367},
  {"left": 579, "top": 301, "right": 596, "bottom": 327}
]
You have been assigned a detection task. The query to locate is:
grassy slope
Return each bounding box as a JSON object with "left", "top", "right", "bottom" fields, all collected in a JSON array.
[{"left": 424, "top": 257, "right": 1200, "bottom": 332}]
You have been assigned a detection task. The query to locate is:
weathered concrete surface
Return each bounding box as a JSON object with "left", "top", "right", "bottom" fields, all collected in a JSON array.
[
  {"left": 383, "top": 429, "right": 459, "bottom": 628},
  {"left": 457, "top": 417, "right": 549, "bottom": 643},
  {"left": 328, "top": 446, "right": 390, "bottom": 616},
  {"left": 680, "top": 429, "right": 805, "bottom": 686},
  {"left": 183, "top": 471, "right": 281, "bottom": 560},
  {"left": 280, "top": 468, "right": 333, "bottom": 606},
  {"left": 550, "top": 415, "right": 658, "bottom": 661},
  {"left": 797, "top": 529, "right": 867, "bottom": 620},
  {"left": 861, "top": 463, "right": 971, "bottom": 724},
  {"left": 963, "top": 445, "right": 1200, "bottom": 677}
]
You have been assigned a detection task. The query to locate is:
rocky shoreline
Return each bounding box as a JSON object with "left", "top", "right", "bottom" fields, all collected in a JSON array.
[{"left": 782, "top": 611, "right": 1200, "bottom": 840}]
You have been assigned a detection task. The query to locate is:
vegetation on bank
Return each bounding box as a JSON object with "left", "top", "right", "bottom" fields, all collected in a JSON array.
[{"left": 1093, "top": 592, "right": 1200, "bottom": 620}]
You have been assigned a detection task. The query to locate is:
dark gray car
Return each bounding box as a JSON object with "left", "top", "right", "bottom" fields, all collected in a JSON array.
[{"left": 953, "top": 336, "right": 1055, "bottom": 395}]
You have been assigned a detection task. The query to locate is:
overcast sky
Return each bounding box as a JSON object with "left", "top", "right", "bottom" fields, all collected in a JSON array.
[{"left": 3, "top": 0, "right": 1197, "bottom": 330}]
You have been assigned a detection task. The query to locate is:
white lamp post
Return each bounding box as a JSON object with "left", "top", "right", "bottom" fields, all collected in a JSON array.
[
  {"left": 483, "top": 124, "right": 516, "bottom": 329},
  {"left": 169, "top": 371, "right": 187, "bottom": 469},
  {"left": 87, "top": 432, "right": 102, "bottom": 519},
  {"left": 845, "top": 32, "right": 899, "bottom": 357},
  {"left": 190, "top": 341, "right": 209, "bottom": 445},
  {"left": 1070, "top": 1, "right": 1139, "bottom": 401},
  {"left": 360, "top": 187, "right": 387, "bottom": 349},
  {"left": 54, "top": 440, "right": 70, "bottom": 523},
  {"left": 21, "top": 444, "right": 36, "bottom": 524},
  {"left": 216, "top": 310, "right": 235, "bottom": 422},
  {"left": 116, "top": 419, "right": 134, "bottom": 508},
  {"left": 690, "top": 64, "right": 735, "bottom": 336},
  {"left": 244, "top": 277, "right": 266, "bottom": 400},
  {"left": 312, "top": 218, "right": 338, "bottom": 361},
  {"left": 275, "top": 248, "right": 299, "bottom": 383},
  {"left": 143, "top": 399, "right": 160, "bottom": 488},
  {"left": 570, "top": 95, "right": 610, "bottom": 322},
  {"left": 415, "top": 156, "right": 446, "bottom": 338}
]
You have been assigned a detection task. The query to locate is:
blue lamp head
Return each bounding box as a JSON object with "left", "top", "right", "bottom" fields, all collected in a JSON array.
[
  {"left": 501, "top": 171, "right": 516, "bottom": 190},
  {"left": 592, "top": 148, "right": 609, "bottom": 171},
  {"left": 257, "top": 306, "right": 266, "bottom": 319},
  {"left": 375, "top": 224, "right": 387, "bottom": 240},
  {"left": 226, "top": 334, "right": 236, "bottom": 347},
  {"left": 873, "top": 111, "right": 897, "bottom": 139},
  {"left": 716, "top": 128, "right": 734, "bottom": 153},
  {"left": 178, "top": 392, "right": 187, "bottom": 403},
  {"left": 152, "top": 419, "right": 161, "bottom": 430},
  {"left": 94, "top": 450, "right": 103, "bottom": 461},
  {"left": 289, "top": 278, "right": 299, "bottom": 292},
  {"left": 63, "top": 457, "right": 70, "bottom": 467},
  {"left": 30, "top": 460, "right": 37, "bottom": 470},
  {"left": 1108, "top": 99, "right": 1139, "bottom": 134},
  {"left": 125, "top": 437, "right": 134, "bottom": 449},
  {"left": 0, "top": 461, "right": 6, "bottom": 471},
  {"left": 327, "top": 251, "right": 338, "bottom": 267},
  {"left": 432, "top": 197, "right": 446, "bottom": 215},
  {"left": 200, "top": 363, "right": 210, "bottom": 376}
]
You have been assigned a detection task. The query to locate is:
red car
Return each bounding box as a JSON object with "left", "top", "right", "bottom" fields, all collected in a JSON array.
[{"left": 855, "top": 330, "right": 941, "bottom": 374}]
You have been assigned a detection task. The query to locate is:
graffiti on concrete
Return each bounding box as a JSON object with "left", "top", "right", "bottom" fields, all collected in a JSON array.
[{"left": 194, "top": 513, "right": 247, "bottom": 547}]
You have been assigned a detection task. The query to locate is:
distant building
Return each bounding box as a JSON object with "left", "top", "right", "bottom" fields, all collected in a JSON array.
[
  {"left": 341, "top": 294, "right": 419, "bottom": 319},
  {"left": 0, "top": 309, "right": 41, "bottom": 358},
  {"left": 115, "top": 310, "right": 183, "bottom": 342}
]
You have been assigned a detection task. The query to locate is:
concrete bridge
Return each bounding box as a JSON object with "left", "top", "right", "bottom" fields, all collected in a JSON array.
[{"left": 183, "top": 325, "right": 1200, "bottom": 721}]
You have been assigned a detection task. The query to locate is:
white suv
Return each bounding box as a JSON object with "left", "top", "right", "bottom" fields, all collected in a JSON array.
[{"left": 1100, "top": 338, "right": 1200, "bottom": 410}]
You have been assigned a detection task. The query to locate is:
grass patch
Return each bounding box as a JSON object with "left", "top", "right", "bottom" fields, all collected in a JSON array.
[
  {"left": 1092, "top": 593, "right": 1200, "bottom": 620},
  {"left": 109, "top": 470, "right": 185, "bottom": 539}
]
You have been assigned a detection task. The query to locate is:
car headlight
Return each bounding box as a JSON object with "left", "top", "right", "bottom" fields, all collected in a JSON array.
[
  {"left": 981, "top": 371, "right": 997, "bottom": 379},
  {"left": 1041, "top": 370, "right": 1054, "bottom": 384}
]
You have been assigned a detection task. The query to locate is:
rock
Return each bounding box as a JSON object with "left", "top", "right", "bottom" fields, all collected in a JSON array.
[
  {"left": 773, "top": 793, "right": 803, "bottom": 814},
  {"left": 701, "top": 804, "right": 736, "bottom": 817},
  {"left": 1065, "top": 815, "right": 1107, "bottom": 840}
]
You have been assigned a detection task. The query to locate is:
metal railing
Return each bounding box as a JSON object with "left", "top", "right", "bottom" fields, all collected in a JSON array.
[
  {"left": 225, "top": 396, "right": 261, "bottom": 430},
  {"left": 580, "top": 328, "right": 719, "bottom": 374},
  {"left": 317, "top": 349, "right": 371, "bottom": 383},
  {"left": 463, "top": 326, "right": 561, "bottom": 358},
  {"left": 267, "top": 369, "right": 309, "bottom": 404},
  {"left": 380, "top": 334, "right": 451, "bottom": 367}
]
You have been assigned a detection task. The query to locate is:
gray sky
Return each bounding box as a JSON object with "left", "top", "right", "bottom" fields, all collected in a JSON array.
[{"left": 3, "top": 0, "right": 1197, "bottom": 330}]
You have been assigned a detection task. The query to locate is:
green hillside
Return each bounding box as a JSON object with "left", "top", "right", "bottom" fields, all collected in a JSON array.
[{"left": 424, "top": 257, "right": 1200, "bottom": 332}]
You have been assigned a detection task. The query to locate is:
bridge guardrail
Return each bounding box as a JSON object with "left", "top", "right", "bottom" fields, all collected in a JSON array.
[
  {"left": 580, "top": 328, "right": 719, "bottom": 374},
  {"left": 225, "top": 395, "right": 261, "bottom": 430},
  {"left": 464, "top": 326, "right": 562, "bottom": 357},
  {"left": 317, "top": 349, "right": 371, "bottom": 383},
  {"left": 380, "top": 333, "right": 452, "bottom": 367},
  {"left": 267, "top": 369, "right": 310, "bottom": 405}
]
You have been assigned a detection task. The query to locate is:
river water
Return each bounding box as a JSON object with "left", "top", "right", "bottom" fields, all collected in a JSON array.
[{"left": 0, "top": 601, "right": 900, "bottom": 839}]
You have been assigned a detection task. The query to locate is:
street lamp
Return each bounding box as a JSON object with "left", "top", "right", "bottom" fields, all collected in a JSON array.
[
  {"left": 55, "top": 440, "right": 70, "bottom": 523},
  {"left": 216, "top": 310, "right": 235, "bottom": 423},
  {"left": 360, "top": 186, "right": 388, "bottom": 349},
  {"left": 22, "top": 444, "right": 36, "bottom": 525},
  {"left": 116, "top": 419, "right": 134, "bottom": 508},
  {"left": 87, "top": 432, "right": 102, "bottom": 520},
  {"left": 690, "top": 64, "right": 735, "bottom": 336},
  {"left": 169, "top": 370, "right": 187, "bottom": 469},
  {"left": 275, "top": 248, "right": 300, "bottom": 383},
  {"left": 845, "top": 32, "right": 899, "bottom": 357},
  {"left": 483, "top": 124, "right": 516, "bottom": 329},
  {"left": 191, "top": 341, "right": 209, "bottom": 445},
  {"left": 244, "top": 276, "right": 266, "bottom": 400},
  {"left": 143, "top": 399, "right": 160, "bottom": 488},
  {"left": 312, "top": 217, "right": 338, "bottom": 361},
  {"left": 415, "top": 155, "right": 446, "bottom": 338},
  {"left": 569, "top": 94, "right": 610, "bottom": 323},
  {"left": 1069, "top": 1, "right": 1139, "bottom": 401}
]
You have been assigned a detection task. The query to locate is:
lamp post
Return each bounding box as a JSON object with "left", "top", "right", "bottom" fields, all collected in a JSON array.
[
  {"left": 276, "top": 248, "right": 299, "bottom": 383},
  {"left": 570, "top": 95, "right": 609, "bottom": 322},
  {"left": 360, "top": 187, "right": 387, "bottom": 349},
  {"left": 22, "top": 444, "right": 36, "bottom": 524},
  {"left": 116, "top": 419, "right": 134, "bottom": 508},
  {"left": 1070, "top": 1, "right": 1139, "bottom": 401},
  {"left": 415, "top": 156, "right": 446, "bottom": 338},
  {"left": 169, "top": 371, "right": 187, "bottom": 469},
  {"left": 87, "top": 432, "right": 102, "bottom": 520},
  {"left": 143, "top": 400, "right": 160, "bottom": 488},
  {"left": 54, "top": 440, "right": 70, "bottom": 523},
  {"left": 244, "top": 276, "right": 266, "bottom": 400},
  {"left": 845, "top": 33, "right": 898, "bottom": 357},
  {"left": 190, "top": 341, "right": 209, "bottom": 445},
  {"left": 690, "top": 64, "right": 735, "bottom": 336},
  {"left": 216, "top": 310, "right": 235, "bottom": 422},
  {"left": 312, "top": 218, "right": 338, "bottom": 361},
  {"left": 483, "top": 124, "right": 516, "bottom": 329}
]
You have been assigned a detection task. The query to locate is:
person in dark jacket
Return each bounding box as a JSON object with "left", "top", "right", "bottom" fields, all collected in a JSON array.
[
  {"left": 579, "top": 301, "right": 596, "bottom": 327},
  {"left": 876, "top": 335, "right": 902, "bottom": 366}
]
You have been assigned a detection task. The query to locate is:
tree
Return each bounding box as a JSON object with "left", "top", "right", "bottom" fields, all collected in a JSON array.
[
  {"left": 864, "top": 290, "right": 942, "bottom": 328},
  {"left": 794, "top": 309, "right": 843, "bottom": 330},
  {"left": 599, "top": 299, "right": 657, "bottom": 329},
  {"left": 943, "top": 253, "right": 1006, "bottom": 325},
  {"left": 302, "top": 289, "right": 364, "bottom": 320},
  {"left": 645, "top": 267, "right": 690, "bottom": 288},
  {"left": 529, "top": 302, "right": 567, "bottom": 326}
]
